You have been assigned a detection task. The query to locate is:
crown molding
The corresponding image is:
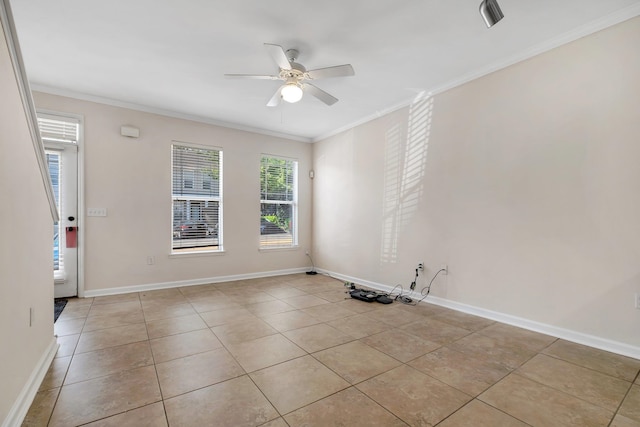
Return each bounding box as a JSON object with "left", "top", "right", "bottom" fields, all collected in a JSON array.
[
  {"left": 312, "top": 97, "right": 418, "bottom": 142},
  {"left": 31, "top": 84, "right": 312, "bottom": 143},
  {"left": 429, "top": 2, "right": 640, "bottom": 97},
  {"left": 29, "top": 3, "right": 640, "bottom": 145},
  {"left": 313, "top": 3, "right": 640, "bottom": 142}
]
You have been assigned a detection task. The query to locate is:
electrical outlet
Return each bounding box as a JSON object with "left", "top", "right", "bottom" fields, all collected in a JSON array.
[
  {"left": 305, "top": 249, "right": 310, "bottom": 255},
  {"left": 635, "top": 293, "right": 640, "bottom": 309},
  {"left": 441, "top": 264, "right": 448, "bottom": 275},
  {"left": 147, "top": 256, "right": 155, "bottom": 265},
  {"left": 418, "top": 263, "right": 424, "bottom": 271}
]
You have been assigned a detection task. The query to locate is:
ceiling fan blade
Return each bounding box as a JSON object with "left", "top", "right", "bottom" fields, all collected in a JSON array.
[
  {"left": 302, "top": 83, "right": 338, "bottom": 106},
  {"left": 307, "top": 64, "right": 355, "bottom": 80},
  {"left": 264, "top": 43, "right": 291, "bottom": 71},
  {"left": 267, "top": 85, "right": 284, "bottom": 107},
  {"left": 224, "top": 74, "right": 280, "bottom": 80}
]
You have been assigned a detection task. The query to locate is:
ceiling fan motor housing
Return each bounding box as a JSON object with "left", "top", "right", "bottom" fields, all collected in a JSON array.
[
  {"left": 285, "top": 48, "right": 299, "bottom": 62},
  {"left": 280, "top": 64, "right": 306, "bottom": 81}
]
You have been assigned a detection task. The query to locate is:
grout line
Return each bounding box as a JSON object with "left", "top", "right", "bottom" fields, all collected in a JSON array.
[
  {"left": 36, "top": 273, "right": 639, "bottom": 426},
  {"left": 607, "top": 377, "right": 637, "bottom": 426}
]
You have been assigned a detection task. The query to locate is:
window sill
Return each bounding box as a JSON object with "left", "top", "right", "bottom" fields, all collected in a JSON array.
[
  {"left": 258, "top": 245, "right": 300, "bottom": 252},
  {"left": 169, "top": 250, "right": 226, "bottom": 258}
]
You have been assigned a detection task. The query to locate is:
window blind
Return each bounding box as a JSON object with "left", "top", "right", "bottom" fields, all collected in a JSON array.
[
  {"left": 172, "top": 144, "right": 222, "bottom": 252},
  {"left": 37, "top": 116, "right": 79, "bottom": 143}
]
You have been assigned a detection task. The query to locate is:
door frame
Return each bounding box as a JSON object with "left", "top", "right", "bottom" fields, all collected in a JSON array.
[{"left": 38, "top": 109, "right": 85, "bottom": 298}]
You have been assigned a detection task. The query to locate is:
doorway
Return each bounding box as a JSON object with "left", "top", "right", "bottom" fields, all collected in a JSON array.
[{"left": 40, "top": 113, "right": 81, "bottom": 298}]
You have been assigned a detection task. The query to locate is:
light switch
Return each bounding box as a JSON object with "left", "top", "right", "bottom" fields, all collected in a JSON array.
[{"left": 87, "top": 208, "right": 107, "bottom": 217}]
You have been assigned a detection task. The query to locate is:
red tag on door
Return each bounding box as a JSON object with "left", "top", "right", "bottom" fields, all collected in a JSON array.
[{"left": 66, "top": 227, "right": 77, "bottom": 248}]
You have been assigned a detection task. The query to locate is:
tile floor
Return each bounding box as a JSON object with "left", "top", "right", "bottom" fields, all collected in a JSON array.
[{"left": 23, "top": 274, "right": 640, "bottom": 426}]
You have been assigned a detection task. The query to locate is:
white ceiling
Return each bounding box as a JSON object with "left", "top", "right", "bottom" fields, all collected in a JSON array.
[{"left": 9, "top": 0, "right": 640, "bottom": 141}]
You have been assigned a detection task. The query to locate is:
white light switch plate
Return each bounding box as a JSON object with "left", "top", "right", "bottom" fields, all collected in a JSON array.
[{"left": 87, "top": 208, "right": 107, "bottom": 217}]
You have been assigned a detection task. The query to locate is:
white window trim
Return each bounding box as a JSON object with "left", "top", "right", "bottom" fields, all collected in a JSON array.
[
  {"left": 171, "top": 141, "right": 223, "bottom": 254},
  {"left": 259, "top": 154, "right": 298, "bottom": 250}
]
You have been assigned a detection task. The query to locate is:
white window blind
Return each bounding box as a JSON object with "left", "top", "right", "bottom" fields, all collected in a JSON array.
[
  {"left": 260, "top": 156, "right": 297, "bottom": 248},
  {"left": 37, "top": 115, "right": 79, "bottom": 143},
  {"left": 172, "top": 144, "right": 222, "bottom": 252}
]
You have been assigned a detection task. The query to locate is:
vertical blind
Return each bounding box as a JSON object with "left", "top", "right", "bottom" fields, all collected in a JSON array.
[
  {"left": 172, "top": 144, "right": 222, "bottom": 252},
  {"left": 260, "top": 156, "right": 297, "bottom": 248}
]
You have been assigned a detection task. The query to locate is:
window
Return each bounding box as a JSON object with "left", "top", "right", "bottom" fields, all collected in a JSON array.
[
  {"left": 172, "top": 143, "right": 222, "bottom": 252},
  {"left": 260, "top": 155, "right": 297, "bottom": 248},
  {"left": 46, "top": 152, "right": 61, "bottom": 271},
  {"left": 38, "top": 115, "right": 79, "bottom": 144}
]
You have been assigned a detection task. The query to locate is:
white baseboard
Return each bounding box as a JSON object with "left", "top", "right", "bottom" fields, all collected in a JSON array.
[
  {"left": 81, "top": 266, "right": 640, "bottom": 360},
  {"left": 2, "top": 337, "right": 58, "bottom": 427},
  {"left": 83, "top": 267, "right": 308, "bottom": 298},
  {"left": 321, "top": 269, "right": 640, "bottom": 360}
]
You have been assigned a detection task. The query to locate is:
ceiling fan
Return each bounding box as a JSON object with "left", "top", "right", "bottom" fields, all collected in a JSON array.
[{"left": 224, "top": 43, "right": 355, "bottom": 107}]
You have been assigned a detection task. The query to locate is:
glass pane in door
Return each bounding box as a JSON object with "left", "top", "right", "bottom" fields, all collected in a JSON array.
[{"left": 47, "top": 153, "right": 61, "bottom": 271}]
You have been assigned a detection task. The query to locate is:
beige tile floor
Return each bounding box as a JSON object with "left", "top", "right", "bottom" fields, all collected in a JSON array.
[{"left": 24, "top": 274, "right": 640, "bottom": 426}]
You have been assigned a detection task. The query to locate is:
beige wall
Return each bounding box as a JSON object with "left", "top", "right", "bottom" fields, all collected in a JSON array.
[
  {"left": 313, "top": 17, "right": 640, "bottom": 349},
  {"left": 20, "top": 15, "right": 640, "bottom": 356},
  {"left": 0, "top": 22, "right": 55, "bottom": 423},
  {"left": 3, "top": 8, "right": 638, "bottom": 427},
  {"left": 33, "top": 93, "right": 313, "bottom": 294}
]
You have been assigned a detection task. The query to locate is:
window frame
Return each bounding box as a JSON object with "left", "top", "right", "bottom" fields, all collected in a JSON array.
[
  {"left": 171, "top": 141, "right": 223, "bottom": 254},
  {"left": 259, "top": 154, "right": 298, "bottom": 250}
]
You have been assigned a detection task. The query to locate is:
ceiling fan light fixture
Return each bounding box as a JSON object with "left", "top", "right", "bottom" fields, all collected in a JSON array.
[
  {"left": 281, "top": 83, "right": 303, "bottom": 103},
  {"left": 226, "top": 44, "right": 354, "bottom": 107},
  {"left": 479, "top": 0, "right": 504, "bottom": 28}
]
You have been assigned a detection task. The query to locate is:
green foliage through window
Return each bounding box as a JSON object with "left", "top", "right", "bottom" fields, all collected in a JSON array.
[
  {"left": 261, "top": 157, "right": 294, "bottom": 201},
  {"left": 260, "top": 156, "right": 297, "bottom": 247}
]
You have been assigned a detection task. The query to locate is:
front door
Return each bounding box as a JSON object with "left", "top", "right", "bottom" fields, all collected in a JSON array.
[{"left": 46, "top": 144, "right": 78, "bottom": 298}]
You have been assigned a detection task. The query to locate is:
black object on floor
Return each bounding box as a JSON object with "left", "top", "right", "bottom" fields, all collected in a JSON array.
[
  {"left": 54, "top": 298, "right": 67, "bottom": 323},
  {"left": 349, "top": 286, "right": 394, "bottom": 304},
  {"left": 376, "top": 295, "right": 393, "bottom": 304},
  {"left": 349, "top": 289, "right": 377, "bottom": 302}
]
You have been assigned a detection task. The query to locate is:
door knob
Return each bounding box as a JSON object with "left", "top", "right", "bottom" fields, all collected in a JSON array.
[{"left": 68, "top": 216, "right": 75, "bottom": 221}]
